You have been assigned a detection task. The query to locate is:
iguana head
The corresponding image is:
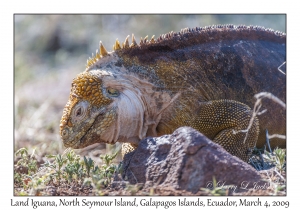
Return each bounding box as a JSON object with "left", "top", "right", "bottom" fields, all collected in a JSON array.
[
  {"left": 59, "top": 70, "right": 113, "bottom": 148},
  {"left": 60, "top": 43, "right": 148, "bottom": 148}
]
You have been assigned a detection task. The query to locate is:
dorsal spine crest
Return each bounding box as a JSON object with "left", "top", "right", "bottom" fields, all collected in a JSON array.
[{"left": 85, "top": 24, "right": 286, "bottom": 70}]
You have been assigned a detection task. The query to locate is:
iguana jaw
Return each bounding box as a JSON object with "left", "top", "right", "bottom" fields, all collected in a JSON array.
[{"left": 61, "top": 105, "right": 109, "bottom": 148}]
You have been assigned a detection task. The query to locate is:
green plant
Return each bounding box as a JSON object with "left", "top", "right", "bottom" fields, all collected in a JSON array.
[
  {"left": 125, "top": 184, "right": 142, "bottom": 196},
  {"left": 66, "top": 150, "right": 80, "bottom": 163},
  {"left": 14, "top": 147, "right": 125, "bottom": 195},
  {"left": 100, "top": 151, "right": 118, "bottom": 166},
  {"left": 15, "top": 148, "right": 38, "bottom": 175},
  {"left": 15, "top": 190, "right": 29, "bottom": 196},
  {"left": 64, "top": 163, "right": 76, "bottom": 183},
  {"left": 273, "top": 148, "right": 286, "bottom": 173},
  {"left": 44, "top": 154, "right": 67, "bottom": 183},
  {"left": 87, "top": 151, "right": 122, "bottom": 191},
  {"left": 83, "top": 156, "right": 94, "bottom": 177},
  {"left": 63, "top": 150, "right": 83, "bottom": 182},
  {"left": 264, "top": 148, "right": 286, "bottom": 173},
  {"left": 14, "top": 172, "right": 22, "bottom": 184},
  {"left": 100, "top": 152, "right": 120, "bottom": 179},
  {"left": 200, "top": 177, "right": 228, "bottom": 196}
]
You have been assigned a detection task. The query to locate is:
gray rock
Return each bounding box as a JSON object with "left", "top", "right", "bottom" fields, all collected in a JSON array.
[{"left": 122, "top": 127, "right": 263, "bottom": 193}]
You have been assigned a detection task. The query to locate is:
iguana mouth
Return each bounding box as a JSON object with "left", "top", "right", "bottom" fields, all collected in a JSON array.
[
  {"left": 78, "top": 123, "right": 94, "bottom": 147},
  {"left": 62, "top": 115, "right": 98, "bottom": 148},
  {"left": 66, "top": 109, "right": 115, "bottom": 148},
  {"left": 64, "top": 122, "right": 95, "bottom": 148}
]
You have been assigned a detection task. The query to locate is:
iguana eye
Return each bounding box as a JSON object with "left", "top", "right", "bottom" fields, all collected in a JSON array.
[
  {"left": 76, "top": 107, "right": 82, "bottom": 116},
  {"left": 107, "top": 88, "right": 119, "bottom": 97},
  {"left": 72, "top": 101, "right": 89, "bottom": 123}
]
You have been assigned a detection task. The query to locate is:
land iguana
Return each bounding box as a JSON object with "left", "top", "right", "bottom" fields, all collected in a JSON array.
[{"left": 59, "top": 25, "right": 286, "bottom": 162}]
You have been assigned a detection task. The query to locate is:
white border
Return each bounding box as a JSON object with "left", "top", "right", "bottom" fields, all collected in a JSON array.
[{"left": 2, "top": 0, "right": 299, "bottom": 209}]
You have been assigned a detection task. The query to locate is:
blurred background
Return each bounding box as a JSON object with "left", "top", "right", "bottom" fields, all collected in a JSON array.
[{"left": 14, "top": 14, "right": 286, "bottom": 161}]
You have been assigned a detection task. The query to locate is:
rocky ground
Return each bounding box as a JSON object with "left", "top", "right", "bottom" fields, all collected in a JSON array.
[{"left": 14, "top": 127, "right": 286, "bottom": 196}]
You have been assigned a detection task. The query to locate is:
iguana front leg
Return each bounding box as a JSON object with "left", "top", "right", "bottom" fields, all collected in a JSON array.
[
  {"left": 195, "top": 100, "right": 259, "bottom": 162},
  {"left": 121, "top": 142, "right": 138, "bottom": 157},
  {"left": 122, "top": 100, "right": 258, "bottom": 162}
]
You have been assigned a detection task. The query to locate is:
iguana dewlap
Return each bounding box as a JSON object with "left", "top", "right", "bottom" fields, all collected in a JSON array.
[{"left": 60, "top": 25, "right": 286, "bottom": 162}]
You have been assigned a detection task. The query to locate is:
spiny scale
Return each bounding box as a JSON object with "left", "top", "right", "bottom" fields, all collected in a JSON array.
[
  {"left": 99, "top": 41, "right": 108, "bottom": 56},
  {"left": 124, "top": 35, "right": 130, "bottom": 48},
  {"left": 86, "top": 34, "right": 142, "bottom": 69},
  {"left": 144, "top": 35, "right": 148, "bottom": 43},
  {"left": 114, "top": 39, "right": 121, "bottom": 51},
  {"left": 130, "top": 34, "right": 137, "bottom": 47},
  {"left": 150, "top": 35, "right": 155, "bottom": 43},
  {"left": 96, "top": 49, "right": 101, "bottom": 59}
]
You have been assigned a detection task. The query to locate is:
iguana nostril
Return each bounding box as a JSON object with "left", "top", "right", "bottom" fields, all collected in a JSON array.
[{"left": 61, "top": 128, "right": 69, "bottom": 139}]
